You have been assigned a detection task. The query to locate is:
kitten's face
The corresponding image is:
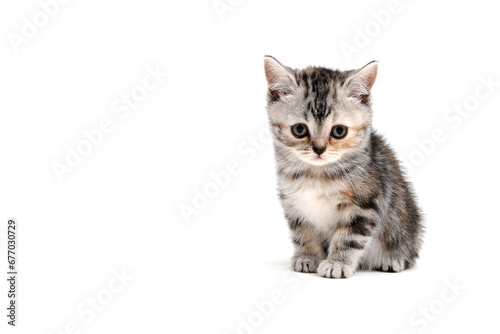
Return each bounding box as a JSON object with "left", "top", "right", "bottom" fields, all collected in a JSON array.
[{"left": 264, "top": 57, "right": 378, "bottom": 167}]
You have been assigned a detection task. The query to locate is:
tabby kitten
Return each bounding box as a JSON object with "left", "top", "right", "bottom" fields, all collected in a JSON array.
[{"left": 264, "top": 56, "right": 423, "bottom": 279}]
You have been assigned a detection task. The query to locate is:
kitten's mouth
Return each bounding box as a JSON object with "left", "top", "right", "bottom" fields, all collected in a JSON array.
[{"left": 304, "top": 155, "right": 332, "bottom": 166}]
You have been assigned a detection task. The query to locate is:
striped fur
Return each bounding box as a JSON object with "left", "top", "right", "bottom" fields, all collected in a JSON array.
[{"left": 264, "top": 56, "right": 423, "bottom": 278}]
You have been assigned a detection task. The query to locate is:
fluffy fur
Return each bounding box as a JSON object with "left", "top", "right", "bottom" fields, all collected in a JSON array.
[{"left": 264, "top": 56, "right": 423, "bottom": 279}]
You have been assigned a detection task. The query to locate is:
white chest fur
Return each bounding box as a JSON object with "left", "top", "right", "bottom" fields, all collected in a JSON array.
[{"left": 286, "top": 178, "right": 343, "bottom": 232}]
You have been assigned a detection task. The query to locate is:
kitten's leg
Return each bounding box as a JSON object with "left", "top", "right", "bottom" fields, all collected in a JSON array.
[
  {"left": 378, "top": 236, "right": 417, "bottom": 273},
  {"left": 318, "top": 215, "right": 376, "bottom": 279},
  {"left": 376, "top": 217, "right": 423, "bottom": 273},
  {"left": 289, "top": 220, "right": 326, "bottom": 273}
]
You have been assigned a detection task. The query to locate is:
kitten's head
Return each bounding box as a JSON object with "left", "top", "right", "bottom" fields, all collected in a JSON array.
[{"left": 264, "top": 56, "right": 378, "bottom": 167}]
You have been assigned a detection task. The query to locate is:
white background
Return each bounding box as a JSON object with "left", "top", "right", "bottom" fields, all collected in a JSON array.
[{"left": 1, "top": 0, "right": 499, "bottom": 333}]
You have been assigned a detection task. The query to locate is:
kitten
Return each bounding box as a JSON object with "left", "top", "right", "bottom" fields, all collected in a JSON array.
[{"left": 264, "top": 56, "right": 423, "bottom": 279}]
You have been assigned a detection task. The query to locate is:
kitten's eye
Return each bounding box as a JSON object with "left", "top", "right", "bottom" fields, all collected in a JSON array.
[
  {"left": 291, "top": 124, "right": 309, "bottom": 138},
  {"left": 331, "top": 125, "right": 348, "bottom": 139}
]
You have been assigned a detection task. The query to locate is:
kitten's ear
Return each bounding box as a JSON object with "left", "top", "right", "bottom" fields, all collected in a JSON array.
[
  {"left": 345, "top": 61, "right": 378, "bottom": 102},
  {"left": 264, "top": 56, "right": 296, "bottom": 100}
]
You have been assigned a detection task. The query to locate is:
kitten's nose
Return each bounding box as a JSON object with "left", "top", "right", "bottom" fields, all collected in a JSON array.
[{"left": 313, "top": 146, "right": 326, "bottom": 156}]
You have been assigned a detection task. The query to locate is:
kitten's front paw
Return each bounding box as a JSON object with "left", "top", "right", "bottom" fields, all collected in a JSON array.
[
  {"left": 318, "top": 260, "right": 355, "bottom": 279},
  {"left": 291, "top": 256, "right": 319, "bottom": 273},
  {"left": 381, "top": 258, "right": 405, "bottom": 272}
]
